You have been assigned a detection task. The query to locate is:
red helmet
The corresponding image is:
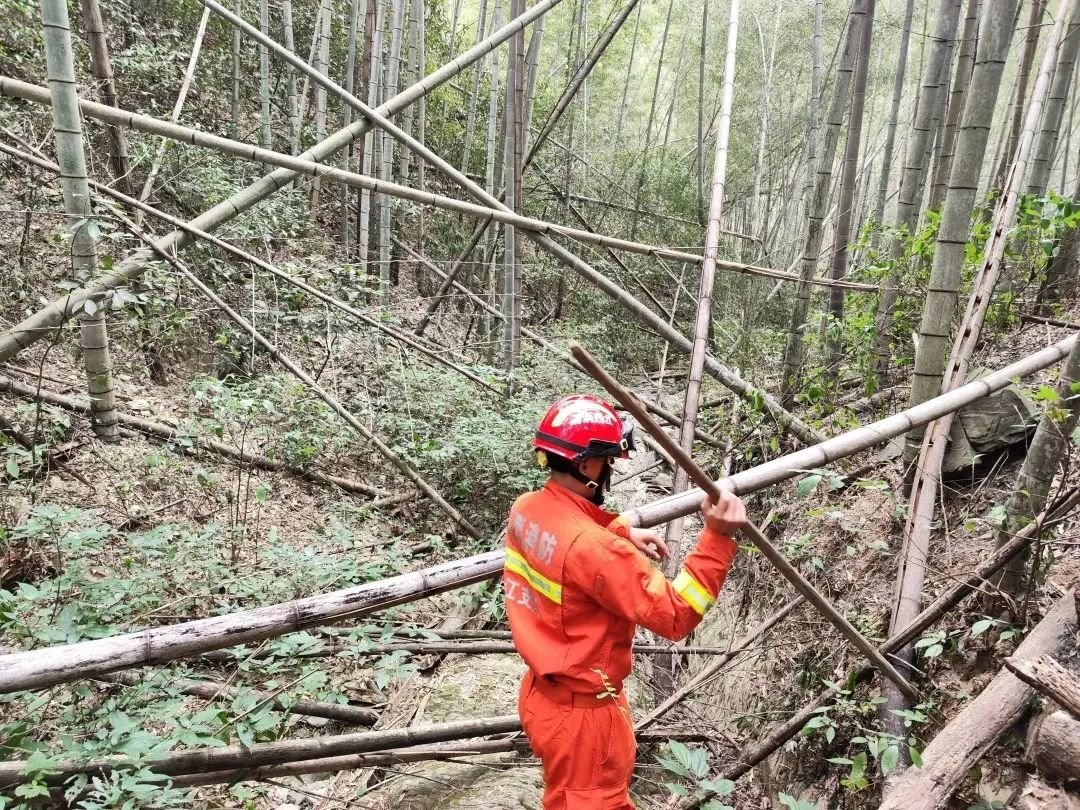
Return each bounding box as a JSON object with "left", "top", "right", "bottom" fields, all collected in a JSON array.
[{"left": 533, "top": 394, "right": 636, "bottom": 463}]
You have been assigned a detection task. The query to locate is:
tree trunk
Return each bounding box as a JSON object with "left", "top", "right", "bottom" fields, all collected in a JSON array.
[
  {"left": 309, "top": 0, "right": 332, "bottom": 220},
  {"left": 629, "top": 0, "right": 675, "bottom": 240},
  {"left": 258, "top": 0, "right": 271, "bottom": 148},
  {"left": 398, "top": 0, "right": 415, "bottom": 181},
  {"left": 990, "top": 332, "right": 1080, "bottom": 598},
  {"left": 341, "top": 0, "right": 365, "bottom": 250},
  {"left": 870, "top": 0, "right": 916, "bottom": 239},
  {"left": 781, "top": 7, "right": 860, "bottom": 406},
  {"left": 696, "top": 1, "right": 709, "bottom": 221},
  {"left": 502, "top": 0, "right": 524, "bottom": 373},
  {"left": 282, "top": 0, "right": 300, "bottom": 153},
  {"left": 664, "top": 0, "right": 740, "bottom": 566},
  {"left": 1027, "top": 6, "right": 1080, "bottom": 196},
  {"left": 825, "top": 0, "right": 876, "bottom": 377},
  {"left": 459, "top": 0, "right": 490, "bottom": 173},
  {"left": 928, "top": 0, "right": 980, "bottom": 211},
  {"left": 873, "top": 0, "right": 963, "bottom": 384},
  {"left": 378, "top": 0, "right": 406, "bottom": 307},
  {"left": 480, "top": 0, "right": 503, "bottom": 304},
  {"left": 41, "top": 0, "right": 118, "bottom": 442},
  {"left": 995, "top": 0, "right": 1044, "bottom": 188},
  {"left": 358, "top": 0, "right": 386, "bottom": 270},
  {"left": 137, "top": 8, "right": 210, "bottom": 214},
  {"left": 903, "top": 0, "right": 1020, "bottom": 451},
  {"left": 1026, "top": 710, "right": 1080, "bottom": 782},
  {"left": 615, "top": 0, "right": 643, "bottom": 137},
  {"left": 231, "top": 0, "right": 242, "bottom": 134},
  {"left": 79, "top": 0, "right": 132, "bottom": 193},
  {"left": 879, "top": 591, "right": 1077, "bottom": 810}
]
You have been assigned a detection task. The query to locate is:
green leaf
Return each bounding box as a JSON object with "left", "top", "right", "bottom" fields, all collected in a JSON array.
[
  {"left": 796, "top": 474, "right": 822, "bottom": 498},
  {"left": 971, "top": 618, "right": 995, "bottom": 636},
  {"left": 236, "top": 722, "right": 254, "bottom": 750},
  {"left": 1034, "top": 385, "right": 1061, "bottom": 403},
  {"left": 880, "top": 744, "right": 899, "bottom": 775},
  {"left": 700, "top": 778, "right": 735, "bottom": 797},
  {"left": 925, "top": 643, "right": 943, "bottom": 658},
  {"left": 14, "top": 782, "right": 50, "bottom": 799},
  {"left": 5, "top": 457, "right": 19, "bottom": 479},
  {"left": 909, "top": 745, "right": 923, "bottom": 768},
  {"left": 827, "top": 757, "right": 854, "bottom": 765}
]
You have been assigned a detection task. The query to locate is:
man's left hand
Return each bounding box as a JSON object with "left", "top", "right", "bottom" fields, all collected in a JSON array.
[{"left": 627, "top": 527, "right": 669, "bottom": 562}]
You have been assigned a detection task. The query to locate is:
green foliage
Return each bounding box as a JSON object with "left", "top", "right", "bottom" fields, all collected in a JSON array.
[{"left": 655, "top": 740, "right": 734, "bottom": 808}]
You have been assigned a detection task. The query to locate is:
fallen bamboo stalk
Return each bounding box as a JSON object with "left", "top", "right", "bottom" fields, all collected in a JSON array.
[
  {"left": 0, "top": 715, "right": 523, "bottom": 784},
  {"left": 1020, "top": 312, "right": 1080, "bottom": 330},
  {"left": 0, "top": 552, "right": 504, "bottom": 694},
  {"left": 200, "top": 640, "right": 747, "bottom": 661},
  {"left": 0, "top": 142, "right": 498, "bottom": 395},
  {"left": 635, "top": 596, "right": 805, "bottom": 730},
  {"left": 568, "top": 341, "right": 919, "bottom": 701},
  {"left": 0, "top": 76, "right": 876, "bottom": 297},
  {"left": 879, "top": 590, "right": 1077, "bottom": 810},
  {"left": 99, "top": 671, "right": 379, "bottom": 726},
  {"left": 164, "top": 726, "right": 707, "bottom": 788},
  {"left": 627, "top": 332, "right": 1080, "bottom": 528},
  {"left": 0, "top": 374, "right": 389, "bottom": 498}
]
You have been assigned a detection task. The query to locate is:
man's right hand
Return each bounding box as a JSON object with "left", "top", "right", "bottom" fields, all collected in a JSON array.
[{"left": 701, "top": 490, "right": 746, "bottom": 537}]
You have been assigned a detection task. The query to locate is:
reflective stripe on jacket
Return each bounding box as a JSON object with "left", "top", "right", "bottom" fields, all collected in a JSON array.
[{"left": 503, "top": 481, "right": 738, "bottom": 696}]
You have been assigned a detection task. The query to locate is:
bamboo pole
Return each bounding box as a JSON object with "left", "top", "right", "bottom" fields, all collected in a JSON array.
[
  {"left": 136, "top": 7, "right": 211, "bottom": 216},
  {"left": 0, "top": 715, "right": 522, "bottom": 784},
  {"left": 0, "top": 552, "right": 504, "bottom": 694},
  {"left": 101, "top": 670, "right": 379, "bottom": 726},
  {"left": 79, "top": 0, "right": 133, "bottom": 192},
  {"left": 0, "top": 142, "right": 499, "bottom": 394},
  {"left": 204, "top": 640, "right": 744, "bottom": 659},
  {"left": 40, "top": 0, "right": 119, "bottom": 442},
  {"left": 0, "top": 0, "right": 562, "bottom": 365},
  {"left": 665, "top": 0, "right": 739, "bottom": 566},
  {"left": 624, "top": 331, "right": 1080, "bottom": 528},
  {"left": 568, "top": 341, "right": 918, "bottom": 701}
]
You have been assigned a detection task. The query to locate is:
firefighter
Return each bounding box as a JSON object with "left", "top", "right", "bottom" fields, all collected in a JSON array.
[{"left": 504, "top": 393, "right": 745, "bottom": 809}]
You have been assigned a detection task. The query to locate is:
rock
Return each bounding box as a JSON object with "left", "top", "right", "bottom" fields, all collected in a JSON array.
[{"left": 879, "top": 377, "right": 1035, "bottom": 474}]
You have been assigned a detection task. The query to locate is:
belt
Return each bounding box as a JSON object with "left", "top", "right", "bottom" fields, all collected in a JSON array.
[{"left": 529, "top": 671, "right": 623, "bottom": 709}]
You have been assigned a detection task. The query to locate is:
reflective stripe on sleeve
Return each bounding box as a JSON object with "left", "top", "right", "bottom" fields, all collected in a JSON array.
[
  {"left": 505, "top": 548, "right": 563, "bottom": 604},
  {"left": 672, "top": 570, "right": 715, "bottom": 616}
]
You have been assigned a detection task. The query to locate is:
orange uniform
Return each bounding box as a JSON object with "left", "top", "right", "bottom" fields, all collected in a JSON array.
[{"left": 504, "top": 481, "right": 738, "bottom": 809}]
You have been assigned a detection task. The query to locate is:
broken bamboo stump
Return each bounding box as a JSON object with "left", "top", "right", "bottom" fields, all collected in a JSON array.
[{"left": 568, "top": 340, "right": 920, "bottom": 702}]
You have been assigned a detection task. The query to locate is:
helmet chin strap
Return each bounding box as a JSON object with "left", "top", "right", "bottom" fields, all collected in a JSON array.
[{"left": 568, "top": 461, "right": 611, "bottom": 505}]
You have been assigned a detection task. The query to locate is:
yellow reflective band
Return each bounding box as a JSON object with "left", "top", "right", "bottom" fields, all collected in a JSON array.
[
  {"left": 505, "top": 548, "right": 563, "bottom": 604},
  {"left": 673, "top": 570, "right": 714, "bottom": 616}
]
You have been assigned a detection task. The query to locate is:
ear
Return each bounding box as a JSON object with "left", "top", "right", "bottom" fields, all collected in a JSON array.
[{"left": 579, "top": 457, "right": 606, "bottom": 481}]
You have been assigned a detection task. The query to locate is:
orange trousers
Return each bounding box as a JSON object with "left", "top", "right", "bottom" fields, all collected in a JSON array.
[{"left": 518, "top": 671, "right": 637, "bottom": 809}]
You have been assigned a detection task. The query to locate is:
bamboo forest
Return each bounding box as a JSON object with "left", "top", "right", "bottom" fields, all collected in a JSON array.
[{"left": 2, "top": 0, "right": 1080, "bottom": 805}]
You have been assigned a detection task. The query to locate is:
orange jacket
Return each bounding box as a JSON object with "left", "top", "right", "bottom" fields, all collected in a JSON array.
[{"left": 503, "top": 481, "right": 738, "bottom": 695}]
